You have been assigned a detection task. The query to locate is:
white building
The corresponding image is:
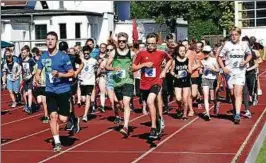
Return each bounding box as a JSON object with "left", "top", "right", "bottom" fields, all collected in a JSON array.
[
  {"left": 235, "top": 1, "right": 266, "bottom": 46},
  {"left": 114, "top": 18, "right": 188, "bottom": 44},
  {"left": 1, "top": 1, "right": 114, "bottom": 51}
]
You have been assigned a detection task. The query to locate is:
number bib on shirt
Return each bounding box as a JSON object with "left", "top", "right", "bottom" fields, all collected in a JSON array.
[
  {"left": 178, "top": 70, "right": 187, "bottom": 78},
  {"left": 144, "top": 68, "right": 156, "bottom": 78}
]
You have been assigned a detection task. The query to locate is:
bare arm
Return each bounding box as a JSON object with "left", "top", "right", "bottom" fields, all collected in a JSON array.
[
  {"left": 74, "top": 61, "right": 84, "bottom": 78},
  {"left": 58, "top": 69, "right": 75, "bottom": 78},
  {"left": 170, "top": 60, "right": 176, "bottom": 76}
]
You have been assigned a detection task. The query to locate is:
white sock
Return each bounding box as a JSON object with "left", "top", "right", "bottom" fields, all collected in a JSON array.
[{"left": 53, "top": 135, "right": 60, "bottom": 144}]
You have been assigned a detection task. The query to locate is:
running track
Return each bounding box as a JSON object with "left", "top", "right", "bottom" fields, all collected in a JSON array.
[{"left": 1, "top": 62, "right": 266, "bottom": 163}]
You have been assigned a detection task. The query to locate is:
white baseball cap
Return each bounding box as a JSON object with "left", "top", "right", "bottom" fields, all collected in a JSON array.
[{"left": 203, "top": 45, "right": 212, "bottom": 52}]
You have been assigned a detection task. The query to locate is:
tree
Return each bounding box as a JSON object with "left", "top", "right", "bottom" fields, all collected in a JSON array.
[{"left": 130, "top": 1, "right": 235, "bottom": 39}]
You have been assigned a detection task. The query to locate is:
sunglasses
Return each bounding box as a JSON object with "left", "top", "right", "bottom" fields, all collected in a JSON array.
[
  {"left": 107, "top": 49, "right": 113, "bottom": 52},
  {"left": 118, "top": 40, "right": 127, "bottom": 43}
]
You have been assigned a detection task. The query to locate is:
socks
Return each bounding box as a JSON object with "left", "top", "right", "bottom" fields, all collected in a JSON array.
[{"left": 53, "top": 135, "right": 61, "bottom": 144}]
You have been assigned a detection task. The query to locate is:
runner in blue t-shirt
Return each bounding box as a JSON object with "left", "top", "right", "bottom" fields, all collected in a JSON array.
[{"left": 34, "top": 31, "right": 75, "bottom": 152}]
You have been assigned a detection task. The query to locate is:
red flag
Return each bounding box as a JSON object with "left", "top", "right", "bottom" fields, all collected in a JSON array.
[{"left": 132, "top": 19, "right": 139, "bottom": 43}]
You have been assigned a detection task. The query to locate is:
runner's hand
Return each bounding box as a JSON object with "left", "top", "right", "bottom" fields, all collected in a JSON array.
[
  {"left": 142, "top": 62, "right": 153, "bottom": 68},
  {"left": 113, "top": 67, "right": 121, "bottom": 72},
  {"left": 239, "top": 60, "right": 246, "bottom": 67},
  {"left": 222, "top": 67, "right": 231, "bottom": 74},
  {"left": 51, "top": 70, "right": 59, "bottom": 77},
  {"left": 160, "top": 70, "right": 166, "bottom": 78}
]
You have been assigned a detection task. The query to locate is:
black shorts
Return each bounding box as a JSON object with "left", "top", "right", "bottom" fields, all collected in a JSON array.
[
  {"left": 23, "top": 77, "right": 33, "bottom": 91},
  {"left": 70, "top": 80, "right": 78, "bottom": 96},
  {"left": 140, "top": 84, "right": 161, "bottom": 102},
  {"left": 80, "top": 85, "right": 94, "bottom": 96},
  {"left": 191, "top": 77, "right": 200, "bottom": 85},
  {"left": 114, "top": 84, "right": 134, "bottom": 101},
  {"left": 46, "top": 91, "right": 71, "bottom": 117},
  {"left": 34, "top": 87, "right": 46, "bottom": 97},
  {"left": 174, "top": 79, "right": 191, "bottom": 88}
]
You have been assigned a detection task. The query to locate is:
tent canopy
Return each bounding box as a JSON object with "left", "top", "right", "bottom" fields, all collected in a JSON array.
[{"left": 1, "top": 41, "right": 14, "bottom": 48}]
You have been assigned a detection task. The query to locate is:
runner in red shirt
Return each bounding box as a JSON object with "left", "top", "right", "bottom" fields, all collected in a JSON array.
[{"left": 132, "top": 33, "right": 173, "bottom": 139}]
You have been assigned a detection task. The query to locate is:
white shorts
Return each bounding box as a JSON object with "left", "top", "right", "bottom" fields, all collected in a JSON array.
[{"left": 225, "top": 73, "right": 245, "bottom": 89}]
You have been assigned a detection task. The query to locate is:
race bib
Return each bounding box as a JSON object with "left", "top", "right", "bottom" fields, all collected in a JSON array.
[
  {"left": 117, "top": 69, "right": 126, "bottom": 79},
  {"left": 48, "top": 73, "right": 53, "bottom": 83},
  {"left": 178, "top": 70, "right": 187, "bottom": 78},
  {"left": 144, "top": 68, "right": 156, "bottom": 78}
]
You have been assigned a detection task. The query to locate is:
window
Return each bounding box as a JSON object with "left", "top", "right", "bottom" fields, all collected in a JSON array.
[
  {"left": 35, "top": 24, "right": 47, "bottom": 39},
  {"left": 59, "top": 23, "right": 67, "bottom": 39},
  {"left": 75, "top": 23, "right": 81, "bottom": 39},
  {"left": 238, "top": 1, "right": 266, "bottom": 27},
  {"left": 90, "top": 23, "right": 99, "bottom": 40}
]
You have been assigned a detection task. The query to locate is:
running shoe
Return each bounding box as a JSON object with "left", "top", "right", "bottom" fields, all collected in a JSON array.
[
  {"left": 243, "top": 110, "right": 252, "bottom": 119},
  {"left": 53, "top": 143, "right": 62, "bottom": 152},
  {"left": 41, "top": 116, "right": 50, "bottom": 123},
  {"left": 89, "top": 105, "right": 96, "bottom": 114},
  {"left": 11, "top": 102, "right": 17, "bottom": 108},
  {"left": 73, "top": 117, "right": 80, "bottom": 133},
  {"left": 161, "top": 117, "right": 165, "bottom": 130},
  {"left": 119, "top": 127, "right": 129, "bottom": 137},
  {"left": 234, "top": 114, "right": 241, "bottom": 124},
  {"left": 149, "top": 128, "right": 158, "bottom": 140},
  {"left": 65, "top": 118, "right": 74, "bottom": 131},
  {"left": 82, "top": 115, "right": 88, "bottom": 122},
  {"left": 25, "top": 106, "right": 32, "bottom": 115},
  {"left": 258, "top": 89, "right": 262, "bottom": 96},
  {"left": 176, "top": 110, "right": 183, "bottom": 119},
  {"left": 142, "top": 108, "right": 148, "bottom": 115},
  {"left": 188, "top": 110, "right": 195, "bottom": 117},
  {"left": 114, "top": 116, "right": 122, "bottom": 124},
  {"left": 98, "top": 106, "right": 105, "bottom": 113},
  {"left": 203, "top": 113, "right": 211, "bottom": 121},
  {"left": 23, "top": 104, "right": 28, "bottom": 112},
  {"left": 163, "top": 106, "right": 170, "bottom": 114}
]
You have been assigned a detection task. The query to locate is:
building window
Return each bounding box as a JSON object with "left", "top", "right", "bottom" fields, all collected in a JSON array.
[
  {"left": 75, "top": 23, "right": 81, "bottom": 39},
  {"left": 35, "top": 24, "right": 47, "bottom": 39},
  {"left": 59, "top": 23, "right": 67, "bottom": 39},
  {"left": 90, "top": 23, "right": 99, "bottom": 40},
  {"left": 238, "top": 1, "right": 266, "bottom": 27}
]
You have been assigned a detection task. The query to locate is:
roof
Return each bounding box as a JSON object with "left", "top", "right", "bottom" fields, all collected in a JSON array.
[
  {"left": 117, "top": 18, "right": 188, "bottom": 26},
  {"left": 1, "top": 1, "right": 28, "bottom": 6},
  {"left": 1, "top": 9, "right": 103, "bottom": 17}
]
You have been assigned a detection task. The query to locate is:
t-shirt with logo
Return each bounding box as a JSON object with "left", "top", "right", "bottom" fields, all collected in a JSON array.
[
  {"left": 133, "top": 50, "right": 171, "bottom": 90},
  {"left": 173, "top": 57, "right": 190, "bottom": 83},
  {"left": 79, "top": 58, "right": 97, "bottom": 86},
  {"left": 2, "top": 62, "right": 21, "bottom": 81},
  {"left": 219, "top": 41, "right": 251, "bottom": 75},
  {"left": 33, "top": 57, "right": 46, "bottom": 87},
  {"left": 37, "top": 50, "right": 73, "bottom": 94},
  {"left": 22, "top": 58, "right": 36, "bottom": 81},
  {"left": 201, "top": 57, "right": 218, "bottom": 80}
]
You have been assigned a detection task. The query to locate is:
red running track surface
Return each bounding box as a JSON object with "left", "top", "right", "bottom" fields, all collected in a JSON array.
[{"left": 1, "top": 62, "right": 266, "bottom": 163}]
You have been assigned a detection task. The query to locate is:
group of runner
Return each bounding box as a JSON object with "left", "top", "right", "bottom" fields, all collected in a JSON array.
[{"left": 1, "top": 26, "right": 264, "bottom": 152}]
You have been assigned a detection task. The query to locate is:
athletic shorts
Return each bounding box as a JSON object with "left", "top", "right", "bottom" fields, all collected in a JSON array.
[
  {"left": 80, "top": 85, "right": 94, "bottom": 96},
  {"left": 202, "top": 78, "right": 216, "bottom": 89},
  {"left": 114, "top": 84, "right": 134, "bottom": 101},
  {"left": 7, "top": 79, "right": 20, "bottom": 93},
  {"left": 225, "top": 73, "right": 245, "bottom": 89},
  {"left": 46, "top": 91, "right": 71, "bottom": 117},
  {"left": 34, "top": 86, "right": 46, "bottom": 97},
  {"left": 174, "top": 79, "right": 191, "bottom": 88},
  {"left": 23, "top": 77, "right": 33, "bottom": 91},
  {"left": 191, "top": 77, "right": 200, "bottom": 85},
  {"left": 140, "top": 84, "right": 161, "bottom": 102}
]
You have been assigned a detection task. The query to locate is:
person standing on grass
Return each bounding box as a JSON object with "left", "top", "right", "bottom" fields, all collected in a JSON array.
[
  {"left": 218, "top": 27, "right": 252, "bottom": 124},
  {"left": 21, "top": 47, "right": 36, "bottom": 114},
  {"left": 201, "top": 45, "right": 220, "bottom": 120},
  {"left": 105, "top": 32, "right": 135, "bottom": 137},
  {"left": 2, "top": 48, "right": 21, "bottom": 108},
  {"left": 32, "top": 47, "right": 49, "bottom": 123},
  {"left": 35, "top": 31, "right": 74, "bottom": 152},
  {"left": 132, "top": 33, "right": 172, "bottom": 139}
]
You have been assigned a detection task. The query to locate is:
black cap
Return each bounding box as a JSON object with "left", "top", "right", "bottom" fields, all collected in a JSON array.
[{"left": 59, "top": 41, "right": 69, "bottom": 52}]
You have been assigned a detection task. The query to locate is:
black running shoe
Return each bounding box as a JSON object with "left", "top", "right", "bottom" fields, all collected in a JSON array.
[
  {"left": 98, "top": 106, "right": 105, "bottom": 113},
  {"left": 149, "top": 128, "right": 158, "bottom": 140},
  {"left": 65, "top": 120, "right": 74, "bottom": 131},
  {"left": 114, "top": 116, "right": 122, "bottom": 124},
  {"left": 234, "top": 114, "right": 241, "bottom": 124},
  {"left": 53, "top": 143, "right": 62, "bottom": 152},
  {"left": 163, "top": 106, "right": 170, "bottom": 114},
  {"left": 73, "top": 117, "right": 80, "bottom": 133}
]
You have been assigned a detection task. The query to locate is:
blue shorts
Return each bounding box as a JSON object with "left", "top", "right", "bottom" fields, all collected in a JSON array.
[{"left": 7, "top": 79, "right": 20, "bottom": 93}]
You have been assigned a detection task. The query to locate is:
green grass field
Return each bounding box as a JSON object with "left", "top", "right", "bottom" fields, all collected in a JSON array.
[{"left": 256, "top": 137, "right": 266, "bottom": 163}]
